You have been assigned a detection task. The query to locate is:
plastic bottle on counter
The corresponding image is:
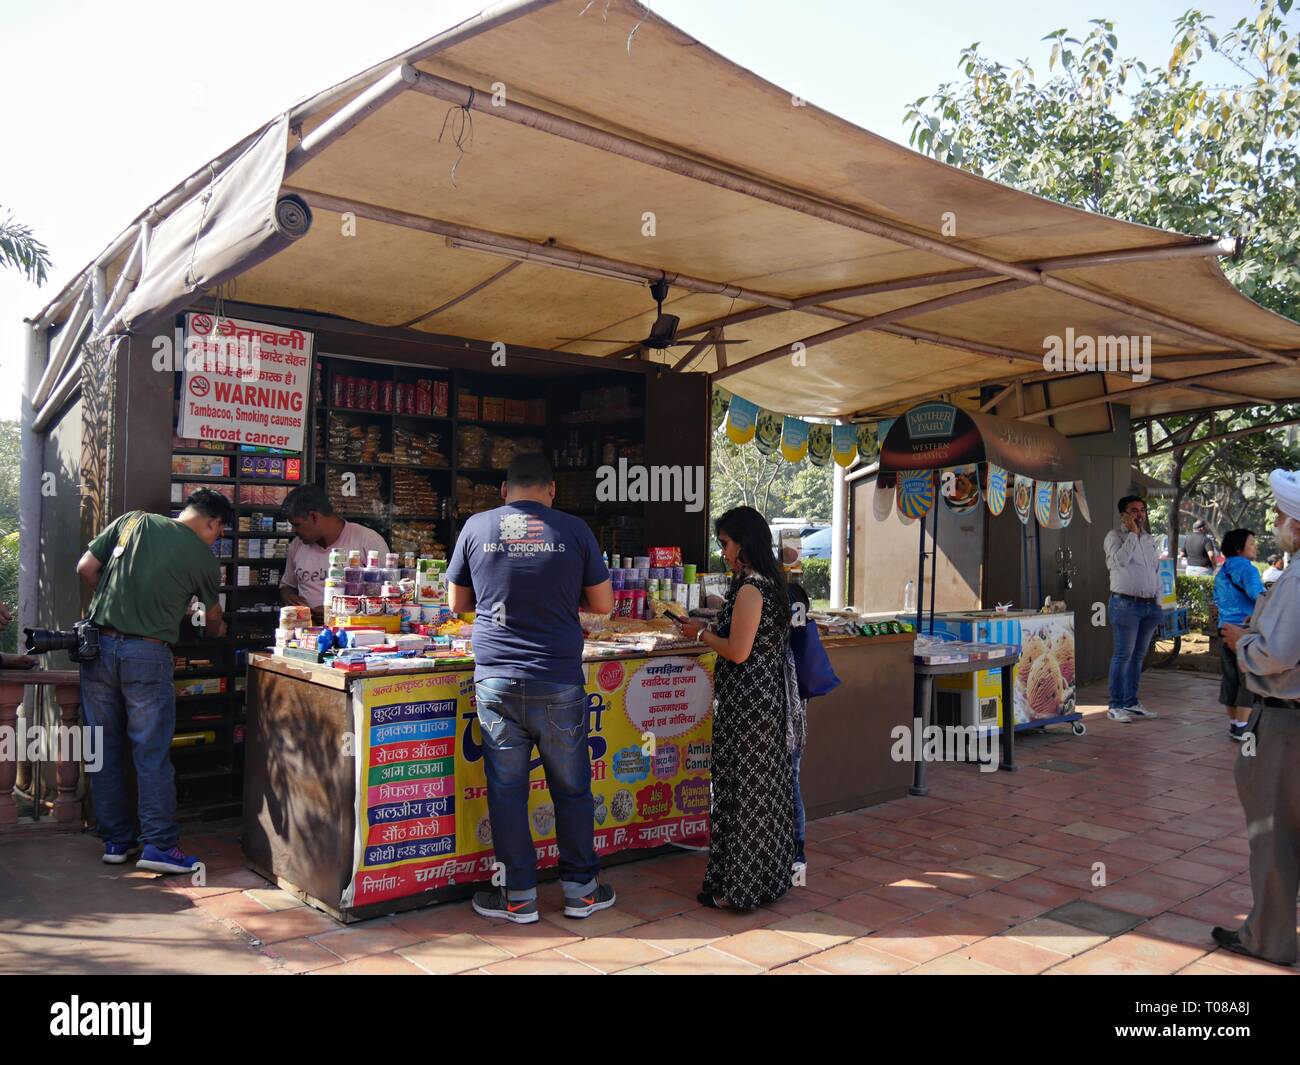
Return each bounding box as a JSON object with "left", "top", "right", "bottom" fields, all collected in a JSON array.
[{"left": 363, "top": 550, "right": 383, "bottom": 596}]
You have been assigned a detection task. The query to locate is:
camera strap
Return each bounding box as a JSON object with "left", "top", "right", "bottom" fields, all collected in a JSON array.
[{"left": 89, "top": 511, "right": 145, "bottom": 620}]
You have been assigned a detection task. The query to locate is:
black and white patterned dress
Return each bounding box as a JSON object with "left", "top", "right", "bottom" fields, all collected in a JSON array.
[{"left": 703, "top": 573, "right": 795, "bottom": 909}]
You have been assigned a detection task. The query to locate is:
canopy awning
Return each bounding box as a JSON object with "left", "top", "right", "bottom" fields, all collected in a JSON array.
[{"left": 32, "top": 0, "right": 1300, "bottom": 425}]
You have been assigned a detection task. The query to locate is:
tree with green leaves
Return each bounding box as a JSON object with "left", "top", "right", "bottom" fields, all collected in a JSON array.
[
  {"left": 1138, "top": 406, "right": 1300, "bottom": 557},
  {"left": 905, "top": 0, "right": 1300, "bottom": 319},
  {"left": 905, "top": 0, "right": 1300, "bottom": 555},
  {"left": 0, "top": 209, "right": 51, "bottom": 286}
]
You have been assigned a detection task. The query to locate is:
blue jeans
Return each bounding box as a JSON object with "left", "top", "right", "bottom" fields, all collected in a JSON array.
[
  {"left": 792, "top": 745, "right": 806, "bottom": 861},
  {"left": 79, "top": 633, "right": 178, "bottom": 849},
  {"left": 474, "top": 678, "right": 599, "bottom": 898},
  {"left": 1108, "top": 594, "right": 1162, "bottom": 709}
]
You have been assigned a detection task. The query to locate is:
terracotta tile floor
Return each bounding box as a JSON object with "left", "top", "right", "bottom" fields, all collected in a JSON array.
[{"left": 2, "top": 670, "right": 1297, "bottom": 975}]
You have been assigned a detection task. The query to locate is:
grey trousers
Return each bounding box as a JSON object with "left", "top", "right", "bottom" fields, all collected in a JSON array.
[{"left": 1233, "top": 703, "right": 1300, "bottom": 966}]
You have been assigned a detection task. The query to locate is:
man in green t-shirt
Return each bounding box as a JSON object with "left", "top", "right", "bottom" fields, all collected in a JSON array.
[{"left": 75, "top": 488, "right": 233, "bottom": 874}]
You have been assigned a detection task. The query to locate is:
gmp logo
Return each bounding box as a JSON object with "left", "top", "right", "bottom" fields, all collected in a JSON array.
[{"left": 49, "top": 997, "right": 151, "bottom": 1045}]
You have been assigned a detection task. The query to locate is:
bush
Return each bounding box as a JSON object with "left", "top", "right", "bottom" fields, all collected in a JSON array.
[
  {"left": 1176, "top": 574, "right": 1215, "bottom": 631},
  {"left": 801, "top": 557, "right": 830, "bottom": 601}
]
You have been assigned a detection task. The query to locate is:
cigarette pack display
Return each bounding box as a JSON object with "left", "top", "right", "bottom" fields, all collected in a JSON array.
[
  {"left": 481, "top": 396, "right": 505, "bottom": 422},
  {"left": 527, "top": 398, "right": 546, "bottom": 425},
  {"left": 175, "top": 676, "right": 227, "bottom": 698},
  {"left": 458, "top": 392, "right": 479, "bottom": 420},
  {"left": 649, "top": 546, "right": 682, "bottom": 568},
  {"left": 171, "top": 455, "right": 229, "bottom": 477},
  {"left": 504, "top": 398, "right": 526, "bottom": 424},
  {"left": 237, "top": 484, "right": 291, "bottom": 506}
]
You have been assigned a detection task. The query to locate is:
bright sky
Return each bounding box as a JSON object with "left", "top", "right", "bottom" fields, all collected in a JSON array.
[{"left": 0, "top": 0, "right": 1255, "bottom": 420}]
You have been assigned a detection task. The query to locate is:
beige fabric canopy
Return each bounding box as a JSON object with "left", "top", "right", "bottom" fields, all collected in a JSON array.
[{"left": 33, "top": 0, "right": 1300, "bottom": 425}]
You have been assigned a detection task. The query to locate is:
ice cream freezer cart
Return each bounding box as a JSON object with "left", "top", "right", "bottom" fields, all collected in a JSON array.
[{"left": 916, "top": 609, "right": 1085, "bottom": 736}]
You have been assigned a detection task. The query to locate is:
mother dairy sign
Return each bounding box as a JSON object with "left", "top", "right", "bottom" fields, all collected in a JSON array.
[{"left": 177, "top": 313, "right": 312, "bottom": 451}]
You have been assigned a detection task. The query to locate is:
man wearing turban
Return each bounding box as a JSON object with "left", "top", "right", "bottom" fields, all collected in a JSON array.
[{"left": 1214, "top": 469, "right": 1300, "bottom": 966}]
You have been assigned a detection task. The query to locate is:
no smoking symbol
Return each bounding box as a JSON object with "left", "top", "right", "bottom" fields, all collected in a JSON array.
[
  {"left": 191, "top": 314, "right": 213, "bottom": 335},
  {"left": 189, "top": 376, "right": 210, "bottom": 398}
]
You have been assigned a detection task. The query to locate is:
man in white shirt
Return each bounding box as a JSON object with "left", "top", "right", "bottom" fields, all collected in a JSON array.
[
  {"left": 1262, "top": 553, "right": 1285, "bottom": 586},
  {"left": 279, "top": 484, "right": 389, "bottom": 621},
  {"left": 1103, "top": 495, "right": 1162, "bottom": 722}
]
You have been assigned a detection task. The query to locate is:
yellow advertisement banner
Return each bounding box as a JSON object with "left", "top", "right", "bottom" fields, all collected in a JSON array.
[{"left": 344, "top": 653, "right": 715, "bottom": 909}]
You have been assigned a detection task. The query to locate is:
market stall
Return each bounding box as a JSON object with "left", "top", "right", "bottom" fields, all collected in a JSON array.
[
  {"left": 159, "top": 303, "right": 712, "bottom": 818},
  {"left": 242, "top": 644, "right": 715, "bottom": 921}
]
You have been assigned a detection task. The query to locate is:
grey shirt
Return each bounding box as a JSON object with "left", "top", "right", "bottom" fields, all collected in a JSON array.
[
  {"left": 1238, "top": 563, "right": 1300, "bottom": 701},
  {"left": 1103, "top": 526, "right": 1160, "bottom": 598}
]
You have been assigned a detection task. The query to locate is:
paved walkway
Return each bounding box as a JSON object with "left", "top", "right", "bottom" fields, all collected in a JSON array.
[{"left": 2, "top": 669, "right": 1296, "bottom": 974}]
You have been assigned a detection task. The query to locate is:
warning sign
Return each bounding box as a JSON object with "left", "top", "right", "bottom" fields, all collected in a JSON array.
[{"left": 178, "top": 313, "right": 313, "bottom": 451}]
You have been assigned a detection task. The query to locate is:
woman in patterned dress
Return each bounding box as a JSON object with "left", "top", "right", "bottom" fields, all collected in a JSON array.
[{"left": 674, "top": 506, "right": 795, "bottom": 910}]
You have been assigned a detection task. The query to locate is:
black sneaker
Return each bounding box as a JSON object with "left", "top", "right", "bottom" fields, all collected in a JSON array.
[
  {"left": 471, "top": 889, "right": 538, "bottom": 924},
  {"left": 563, "top": 883, "right": 616, "bottom": 919},
  {"left": 1229, "top": 722, "right": 1250, "bottom": 743},
  {"left": 1211, "top": 926, "right": 1254, "bottom": 957}
]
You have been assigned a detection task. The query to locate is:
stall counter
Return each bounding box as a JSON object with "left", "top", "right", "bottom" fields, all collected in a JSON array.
[{"left": 242, "top": 631, "right": 917, "bottom": 920}]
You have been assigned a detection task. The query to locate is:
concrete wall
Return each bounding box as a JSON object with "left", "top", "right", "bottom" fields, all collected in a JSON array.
[{"left": 850, "top": 472, "right": 984, "bottom": 614}]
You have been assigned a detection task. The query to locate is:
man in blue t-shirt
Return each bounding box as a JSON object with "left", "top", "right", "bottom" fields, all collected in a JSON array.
[{"left": 447, "top": 453, "right": 614, "bottom": 924}]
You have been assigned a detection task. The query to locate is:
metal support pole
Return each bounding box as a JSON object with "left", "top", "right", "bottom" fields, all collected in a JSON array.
[{"left": 928, "top": 500, "right": 939, "bottom": 633}]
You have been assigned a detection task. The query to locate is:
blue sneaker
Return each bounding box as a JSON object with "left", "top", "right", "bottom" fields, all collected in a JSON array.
[
  {"left": 136, "top": 844, "right": 201, "bottom": 875},
  {"left": 102, "top": 842, "right": 142, "bottom": 865}
]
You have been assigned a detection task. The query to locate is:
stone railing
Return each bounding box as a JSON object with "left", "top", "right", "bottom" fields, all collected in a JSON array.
[{"left": 0, "top": 670, "right": 81, "bottom": 826}]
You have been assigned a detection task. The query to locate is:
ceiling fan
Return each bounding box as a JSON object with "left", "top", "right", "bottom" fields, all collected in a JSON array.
[{"left": 557, "top": 279, "right": 750, "bottom": 351}]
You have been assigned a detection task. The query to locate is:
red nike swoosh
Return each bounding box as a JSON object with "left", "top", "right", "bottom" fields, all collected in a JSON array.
[{"left": 506, "top": 900, "right": 530, "bottom": 912}]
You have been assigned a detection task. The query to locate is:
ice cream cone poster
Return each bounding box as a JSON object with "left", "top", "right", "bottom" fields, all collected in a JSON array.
[
  {"left": 726, "top": 394, "right": 758, "bottom": 444},
  {"left": 781, "top": 416, "right": 810, "bottom": 462},
  {"left": 832, "top": 424, "right": 858, "bottom": 467},
  {"left": 1010, "top": 613, "right": 1075, "bottom": 724},
  {"left": 1012, "top": 475, "right": 1033, "bottom": 524},
  {"left": 940, "top": 464, "right": 981, "bottom": 513},
  {"left": 873, "top": 471, "right": 896, "bottom": 521},
  {"left": 710, "top": 387, "right": 731, "bottom": 432},
  {"left": 986, "top": 463, "right": 1008, "bottom": 515},
  {"left": 896, "top": 469, "right": 935, "bottom": 520},
  {"left": 808, "top": 424, "right": 832, "bottom": 467},
  {"left": 753, "top": 408, "right": 781, "bottom": 455}
]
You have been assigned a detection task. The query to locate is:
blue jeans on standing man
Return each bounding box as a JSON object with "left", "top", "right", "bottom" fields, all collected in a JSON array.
[
  {"left": 79, "top": 632, "right": 179, "bottom": 849},
  {"left": 1108, "top": 593, "right": 1163, "bottom": 710},
  {"left": 474, "top": 677, "right": 600, "bottom": 901}
]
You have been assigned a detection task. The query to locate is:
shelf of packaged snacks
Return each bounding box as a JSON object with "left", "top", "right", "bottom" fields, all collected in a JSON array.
[
  {"left": 171, "top": 474, "right": 302, "bottom": 487},
  {"left": 555, "top": 414, "right": 645, "bottom": 427},
  {"left": 324, "top": 459, "right": 451, "bottom": 472},
  {"left": 457, "top": 419, "right": 548, "bottom": 431},
  {"left": 322, "top": 404, "right": 451, "bottom": 422}
]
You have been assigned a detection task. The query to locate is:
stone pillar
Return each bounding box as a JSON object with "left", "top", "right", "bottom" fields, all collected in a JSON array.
[{"left": 53, "top": 683, "right": 82, "bottom": 824}]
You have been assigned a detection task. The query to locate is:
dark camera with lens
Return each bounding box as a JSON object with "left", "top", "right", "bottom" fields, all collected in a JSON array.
[{"left": 24, "top": 620, "right": 101, "bottom": 663}]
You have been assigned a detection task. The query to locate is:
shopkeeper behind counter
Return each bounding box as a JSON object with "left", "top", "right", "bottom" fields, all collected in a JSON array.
[{"left": 279, "top": 484, "right": 389, "bottom": 621}]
